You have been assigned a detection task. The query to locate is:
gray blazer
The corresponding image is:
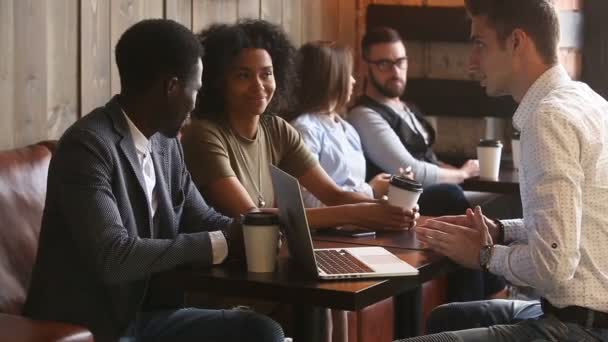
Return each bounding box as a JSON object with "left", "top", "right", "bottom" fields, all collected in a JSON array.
[{"left": 24, "top": 96, "right": 233, "bottom": 340}]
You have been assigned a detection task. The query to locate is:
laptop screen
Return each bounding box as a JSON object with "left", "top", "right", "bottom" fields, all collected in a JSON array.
[{"left": 270, "top": 165, "right": 319, "bottom": 276}]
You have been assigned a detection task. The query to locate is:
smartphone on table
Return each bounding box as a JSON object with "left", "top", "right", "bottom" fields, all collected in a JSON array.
[{"left": 316, "top": 225, "right": 376, "bottom": 237}]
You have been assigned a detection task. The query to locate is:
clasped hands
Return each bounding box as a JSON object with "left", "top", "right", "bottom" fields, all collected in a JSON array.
[{"left": 415, "top": 206, "right": 498, "bottom": 270}]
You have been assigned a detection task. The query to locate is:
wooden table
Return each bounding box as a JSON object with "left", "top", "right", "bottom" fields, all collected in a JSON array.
[
  {"left": 156, "top": 230, "right": 454, "bottom": 341},
  {"left": 462, "top": 167, "right": 520, "bottom": 194},
  {"left": 158, "top": 240, "right": 450, "bottom": 311}
]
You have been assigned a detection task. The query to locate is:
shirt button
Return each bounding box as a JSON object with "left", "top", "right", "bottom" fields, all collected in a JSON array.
[{"left": 551, "top": 243, "right": 558, "bottom": 249}]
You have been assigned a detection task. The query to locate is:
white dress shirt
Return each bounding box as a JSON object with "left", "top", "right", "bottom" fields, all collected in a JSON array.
[
  {"left": 122, "top": 111, "right": 227, "bottom": 264},
  {"left": 291, "top": 113, "right": 374, "bottom": 208},
  {"left": 489, "top": 65, "right": 608, "bottom": 311}
]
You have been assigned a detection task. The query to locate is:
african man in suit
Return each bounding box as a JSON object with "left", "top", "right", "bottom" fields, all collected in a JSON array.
[{"left": 24, "top": 19, "right": 284, "bottom": 342}]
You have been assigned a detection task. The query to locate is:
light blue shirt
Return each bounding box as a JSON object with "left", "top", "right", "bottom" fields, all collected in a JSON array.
[{"left": 291, "top": 113, "right": 374, "bottom": 208}]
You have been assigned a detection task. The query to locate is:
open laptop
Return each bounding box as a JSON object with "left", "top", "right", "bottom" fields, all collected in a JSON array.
[{"left": 270, "top": 165, "right": 418, "bottom": 280}]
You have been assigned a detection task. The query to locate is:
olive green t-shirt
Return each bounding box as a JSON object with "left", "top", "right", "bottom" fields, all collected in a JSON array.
[{"left": 181, "top": 115, "right": 318, "bottom": 208}]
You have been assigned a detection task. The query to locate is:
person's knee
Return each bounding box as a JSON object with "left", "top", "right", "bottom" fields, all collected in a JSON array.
[
  {"left": 419, "top": 184, "right": 469, "bottom": 216},
  {"left": 426, "top": 302, "right": 484, "bottom": 334},
  {"left": 238, "top": 309, "right": 285, "bottom": 342}
]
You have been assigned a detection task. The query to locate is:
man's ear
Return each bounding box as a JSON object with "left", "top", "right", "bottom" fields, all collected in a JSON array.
[
  {"left": 166, "top": 76, "right": 180, "bottom": 96},
  {"left": 510, "top": 29, "right": 527, "bottom": 54}
]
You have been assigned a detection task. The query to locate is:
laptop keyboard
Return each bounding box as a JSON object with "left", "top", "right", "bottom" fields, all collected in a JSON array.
[{"left": 315, "top": 249, "right": 374, "bottom": 274}]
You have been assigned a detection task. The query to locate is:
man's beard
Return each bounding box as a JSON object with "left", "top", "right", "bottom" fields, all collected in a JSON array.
[{"left": 368, "top": 69, "right": 405, "bottom": 98}]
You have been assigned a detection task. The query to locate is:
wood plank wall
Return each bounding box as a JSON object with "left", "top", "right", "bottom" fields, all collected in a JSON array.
[
  {"left": 0, "top": 0, "right": 586, "bottom": 153},
  {"left": 0, "top": 0, "right": 358, "bottom": 150}
]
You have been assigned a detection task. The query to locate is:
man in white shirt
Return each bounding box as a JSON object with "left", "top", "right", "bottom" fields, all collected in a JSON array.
[{"left": 402, "top": 1, "right": 608, "bottom": 341}]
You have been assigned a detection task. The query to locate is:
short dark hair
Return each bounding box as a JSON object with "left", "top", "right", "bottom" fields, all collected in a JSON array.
[
  {"left": 361, "top": 27, "right": 403, "bottom": 59},
  {"left": 293, "top": 41, "right": 353, "bottom": 119},
  {"left": 115, "top": 19, "right": 203, "bottom": 95},
  {"left": 465, "top": 0, "right": 559, "bottom": 65},
  {"left": 194, "top": 19, "right": 297, "bottom": 120}
]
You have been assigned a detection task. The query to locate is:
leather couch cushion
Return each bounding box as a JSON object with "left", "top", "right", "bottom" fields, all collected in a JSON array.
[
  {"left": 0, "top": 313, "right": 93, "bottom": 342},
  {"left": 0, "top": 142, "right": 53, "bottom": 314}
]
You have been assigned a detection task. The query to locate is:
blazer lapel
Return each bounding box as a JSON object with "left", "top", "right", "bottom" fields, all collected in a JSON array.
[
  {"left": 150, "top": 137, "right": 175, "bottom": 238},
  {"left": 107, "top": 98, "right": 149, "bottom": 202},
  {"left": 107, "top": 97, "right": 154, "bottom": 236}
]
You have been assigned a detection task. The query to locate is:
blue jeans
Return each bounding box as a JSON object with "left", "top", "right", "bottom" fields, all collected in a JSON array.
[
  {"left": 397, "top": 299, "right": 608, "bottom": 341},
  {"left": 120, "top": 307, "right": 284, "bottom": 342}
]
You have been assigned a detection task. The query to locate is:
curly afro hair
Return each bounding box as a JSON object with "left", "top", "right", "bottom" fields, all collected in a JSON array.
[{"left": 193, "top": 19, "right": 297, "bottom": 120}]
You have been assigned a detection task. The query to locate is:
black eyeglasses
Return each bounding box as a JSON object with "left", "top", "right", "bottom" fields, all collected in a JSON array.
[{"left": 365, "top": 57, "right": 408, "bottom": 71}]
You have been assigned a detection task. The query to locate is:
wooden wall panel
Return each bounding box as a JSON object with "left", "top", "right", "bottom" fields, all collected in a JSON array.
[
  {"left": 370, "top": 0, "right": 422, "bottom": 5},
  {"left": 110, "top": 0, "right": 164, "bottom": 95},
  {"left": 0, "top": 0, "right": 15, "bottom": 149},
  {"left": 337, "top": 0, "right": 357, "bottom": 49},
  {"left": 47, "top": 0, "right": 79, "bottom": 140},
  {"left": 426, "top": 42, "right": 471, "bottom": 80},
  {"left": 192, "top": 0, "right": 238, "bottom": 33},
  {"left": 261, "top": 0, "right": 282, "bottom": 26},
  {"left": 237, "top": 0, "right": 260, "bottom": 20},
  {"left": 301, "top": 0, "right": 323, "bottom": 42},
  {"left": 81, "top": 0, "right": 111, "bottom": 116},
  {"left": 405, "top": 41, "right": 425, "bottom": 78},
  {"left": 322, "top": 0, "right": 341, "bottom": 43},
  {"left": 282, "top": 0, "right": 302, "bottom": 46},
  {"left": 426, "top": 0, "right": 463, "bottom": 6},
  {"left": 14, "top": 0, "right": 47, "bottom": 148},
  {"left": 165, "top": 0, "right": 193, "bottom": 29}
]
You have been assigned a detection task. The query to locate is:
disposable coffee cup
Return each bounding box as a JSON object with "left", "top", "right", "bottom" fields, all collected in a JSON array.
[
  {"left": 241, "top": 212, "right": 280, "bottom": 273},
  {"left": 387, "top": 175, "right": 423, "bottom": 210},
  {"left": 477, "top": 139, "right": 503, "bottom": 180},
  {"left": 511, "top": 131, "right": 521, "bottom": 170}
]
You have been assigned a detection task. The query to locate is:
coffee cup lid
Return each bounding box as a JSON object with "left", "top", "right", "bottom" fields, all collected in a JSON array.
[
  {"left": 478, "top": 139, "right": 503, "bottom": 147},
  {"left": 242, "top": 212, "right": 280, "bottom": 225},
  {"left": 389, "top": 175, "right": 423, "bottom": 192}
]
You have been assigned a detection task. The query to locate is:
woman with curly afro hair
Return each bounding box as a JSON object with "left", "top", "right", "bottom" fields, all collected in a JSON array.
[{"left": 181, "top": 19, "right": 417, "bottom": 232}]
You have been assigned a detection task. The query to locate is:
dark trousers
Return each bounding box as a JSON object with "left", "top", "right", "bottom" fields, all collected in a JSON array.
[
  {"left": 120, "top": 307, "right": 284, "bottom": 342},
  {"left": 396, "top": 299, "right": 608, "bottom": 341}
]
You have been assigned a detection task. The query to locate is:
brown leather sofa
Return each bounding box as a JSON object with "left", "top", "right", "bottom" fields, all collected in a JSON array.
[{"left": 0, "top": 141, "right": 93, "bottom": 341}]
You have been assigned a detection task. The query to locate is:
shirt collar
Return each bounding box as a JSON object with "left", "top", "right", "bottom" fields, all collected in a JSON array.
[
  {"left": 121, "top": 109, "right": 151, "bottom": 155},
  {"left": 513, "top": 65, "right": 571, "bottom": 131}
]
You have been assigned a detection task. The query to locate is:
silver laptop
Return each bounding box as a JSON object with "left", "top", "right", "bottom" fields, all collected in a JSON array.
[{"left": 270, "top": 165, "right": 418, "bottom": 280}]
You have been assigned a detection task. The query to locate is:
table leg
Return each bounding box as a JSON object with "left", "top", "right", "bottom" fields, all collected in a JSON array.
[
  {"left": 394, "top": 286, "right": 422, "bottom": 338},
  {"left": 292, "top": 305, "right": 326, "bottom": 342}
]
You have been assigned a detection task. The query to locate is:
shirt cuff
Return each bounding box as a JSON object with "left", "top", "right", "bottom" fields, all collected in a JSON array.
[
  {"left": 489, "top": 244, "right": 511, "bottom": 277},
  {"left": 209, "top": 230, "right": 228, "bottom": 265},
  {"left": 501, "top": 218, "right": 526, "bottom": 243}
]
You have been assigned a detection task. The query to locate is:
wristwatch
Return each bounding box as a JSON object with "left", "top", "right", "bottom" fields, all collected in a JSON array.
[
  {"left": 492, "top": 218, "right": 505, "bottom": 244},
  {"left": 479, "top": 244, "right": 495, "bottom": 272}
]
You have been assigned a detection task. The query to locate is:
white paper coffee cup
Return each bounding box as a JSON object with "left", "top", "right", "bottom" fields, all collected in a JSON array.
[
  {"left": 477, "top": 139, "right": 503, "bottom": 180},
  {"left": 242, "top": 212, "right": 280, "bottom": 273},
  {"left": 387, "top": 175, "right": 423, "bottom": 210}
]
